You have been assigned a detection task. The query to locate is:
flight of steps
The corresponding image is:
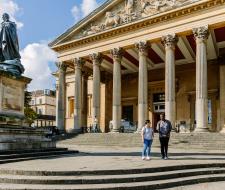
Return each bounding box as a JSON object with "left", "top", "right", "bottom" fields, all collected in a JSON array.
[
  {"left": 58, "top": 133, "right": 225, "bottom": 150},
  {"left": 0, "top": 163, "right": 225, "bottom": 189},
  {"left": 0, "top": 148, "right": 78, "bottom": 164}
]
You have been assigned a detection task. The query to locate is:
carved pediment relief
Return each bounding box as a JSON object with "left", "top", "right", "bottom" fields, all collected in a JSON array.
[{"left": 62, "top": 0, "right": 199, "bottom": 43}]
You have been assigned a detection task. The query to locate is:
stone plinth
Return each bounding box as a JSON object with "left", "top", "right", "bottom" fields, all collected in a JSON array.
[
  {"left": 0, "top": 71, "right": 56, "bottom": 150},
  {"left": 0, "top": 125, "right": 56, "bottom": 151},
  {"left": 0, "top": 71, "right": 31, "bottom": 125}
]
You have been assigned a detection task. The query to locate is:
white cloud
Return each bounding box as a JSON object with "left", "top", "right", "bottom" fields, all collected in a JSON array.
[
  {"left": 71, "top": 5, "right": 80, "bottom": 23},
  {"left": 0, "top": 0, "right": 23, "bottom": 28},
  {"left": 81, "top": 0, "right": 98, "bottom": 16},
  {"left": 71, "top": 0, "right": 98, "bottom": 22},
  {"left": 20, "top": 43, "right": 57, "bottom": 91}
]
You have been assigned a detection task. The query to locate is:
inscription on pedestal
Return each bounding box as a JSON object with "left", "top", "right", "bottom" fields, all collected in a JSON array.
[{"left": 2, "top": 79, "right": 22, "bottom": 112}]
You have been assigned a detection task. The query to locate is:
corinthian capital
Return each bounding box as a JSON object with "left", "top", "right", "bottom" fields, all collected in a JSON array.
[
  {"left": 110, "top": 48, "right": 123, "bottom": 61},
  {"left": 161, "top": 34, "right": 178, "bottom": 49},
  {"left": 89, "top": 53, "right": 103, "bottom": 66},
  {"left": 193, "top": 26, "right": 209, "bottom": 41},
  {"left": 135, "top": 41, "right": 150, "bottom": 56},
  {"left": 73, "top": 58, "right": 85, "bottom": 70},
  {"left": 55, "top": 62, "right": 67, "bottom": 72}
]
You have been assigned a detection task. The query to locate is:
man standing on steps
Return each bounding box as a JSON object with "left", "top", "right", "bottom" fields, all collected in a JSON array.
[{"left": 157, "top": 113, "right": 172, "bottom": 160}]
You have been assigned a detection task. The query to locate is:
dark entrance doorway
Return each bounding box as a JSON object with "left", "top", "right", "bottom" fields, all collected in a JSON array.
[
  {"left": 122, "top": 105, "right": 133, "bottom": 122},
  {"left": 153, "top": 113, "right": 164, "bottom": 132}
]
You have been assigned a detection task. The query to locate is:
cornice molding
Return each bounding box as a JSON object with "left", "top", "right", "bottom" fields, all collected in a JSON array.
[{"left": 52, "top": 0, "right": 225, "bottom": 52}]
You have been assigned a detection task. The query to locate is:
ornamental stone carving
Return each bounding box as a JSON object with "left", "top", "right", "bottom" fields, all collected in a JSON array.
[
  {"left": 140, "top": 0, "right": 179, "bottom": 17},
  {"left": 90, "top": 53, "right": 103, "bottom": 65},
  {"left": 193, "top": 26, "right": 209, "bottom": 42},
  {"left": 55, "top": 62, "right": 67, "bottom": 72},
  {"left": 74, "top": 58, "right": 85, "bottom": 70},
  {"left": 110, "top": 48, "right": 123, "bottom": 61},
  {"left": 161, "top": 34, "right": 178, "bottom": 49},
  {"left": 80, "top": 0, "right": 196, "bottom": 38},
  {"left": 135, "top": 41, "right": 150, "bottom": 56}
]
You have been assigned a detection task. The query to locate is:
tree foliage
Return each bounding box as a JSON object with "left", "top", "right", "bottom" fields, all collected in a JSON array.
[{"left": 24, "top": 90, "right": 37, "bottom": 126}]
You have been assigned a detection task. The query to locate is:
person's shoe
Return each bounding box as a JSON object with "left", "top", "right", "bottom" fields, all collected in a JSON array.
[
  {"left": 146, "top": 156, "right": 151, "bottom": 160},
  {"left": 164, "top": 156, "right": 168, "bottom": 160},
  {"left": 161, "top": 156, "right": 164, "bottom": 159},
  {"left": 142, "top": 157, "right": 145, "bottom": 160}
]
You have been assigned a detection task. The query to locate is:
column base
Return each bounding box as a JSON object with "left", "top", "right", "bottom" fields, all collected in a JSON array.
[
  {"left": 135, "top": 128, "right": 142, "bottom": 133},
  {"left": 110, "top": 128, "right": 120, "bottom": 133},
  {"left": 220, "top": 128, "right": 225, "bottom": 133},
  {"left": 67, "top": 128, "right": 82, "bottom": 134},
  {"left": 194, "top": 127, "right": 209, "bottom": 133}
]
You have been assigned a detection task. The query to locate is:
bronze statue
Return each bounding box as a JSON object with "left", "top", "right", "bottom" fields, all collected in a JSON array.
[{"left": 0, "top": 13, "right": 24, "bottom": 76}]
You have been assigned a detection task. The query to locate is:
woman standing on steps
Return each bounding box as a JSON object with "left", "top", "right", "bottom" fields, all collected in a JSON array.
[{"left": 141, "top": 120, "right": 154, "bottom": 160}]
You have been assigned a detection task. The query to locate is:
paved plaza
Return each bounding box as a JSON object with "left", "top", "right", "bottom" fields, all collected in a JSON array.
[
  {"left": 1, "top": 145, "right": 225, "bottom": 172},
  {"left": 0, "top": 145, "right": 225, "bottom": 190}
]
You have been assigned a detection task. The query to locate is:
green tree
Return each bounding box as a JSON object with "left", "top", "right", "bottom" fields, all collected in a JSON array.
[{"left": 24, "top": 90, "right": 37, "bottom": 126}]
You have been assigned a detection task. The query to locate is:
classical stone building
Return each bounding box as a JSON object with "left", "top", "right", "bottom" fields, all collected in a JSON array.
[
  {"left": 30, "top": 89, "right": 56, "bottom": 127},
  {"left": 50, "top": 0, "right": 225, "bottom": 133}
]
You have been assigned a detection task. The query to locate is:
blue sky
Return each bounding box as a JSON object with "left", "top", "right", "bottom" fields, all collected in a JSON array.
[
  {"left": 14, "top": 0, "right": 86, "bottom": 48},
  {"left": 0, "top": 0, "right": 105, "bottom": 90}
]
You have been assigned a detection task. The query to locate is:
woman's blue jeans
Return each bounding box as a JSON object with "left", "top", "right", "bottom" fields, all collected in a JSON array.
[{"left": 142, "top": 139, "right": 153, "bottom": 157}]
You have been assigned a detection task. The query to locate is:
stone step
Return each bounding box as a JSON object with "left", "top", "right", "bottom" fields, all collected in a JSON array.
[
  {"left": 1, "top": 163, "right": 225, "bottom": 176},
  {"left": 0, "top": 148, "right": 67, "bottom": 155},
  {"left": 0, "top": 167, "right": 224, "bottom": 185},
  {"left": 0, "top": 150, "right": 77, "bottom": 160},
  {"left": 0, "top": 150, "right": 78, "bottom": 164},
  {"left": 0, "top": 174, "right": 225, "bottom": 189},
  {"left": 57, "top": 133, "right": 225, "bottom": 150}
]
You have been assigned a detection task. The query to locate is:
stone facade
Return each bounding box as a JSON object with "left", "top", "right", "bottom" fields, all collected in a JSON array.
[{"left": 50, "top": 0, "right": 225, "bottom": 133}]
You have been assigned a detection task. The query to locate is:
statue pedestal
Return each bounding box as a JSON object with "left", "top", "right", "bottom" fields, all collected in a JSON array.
[
  {"left": 0, "top": 71, "right": 56, "bottom": 150},
  {"left": 0, "top": 71, "right": 30, "bottom": 125}
]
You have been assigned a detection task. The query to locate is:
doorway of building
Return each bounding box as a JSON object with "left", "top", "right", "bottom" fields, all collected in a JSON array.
[
  {"left": 122, "top": 105, "right": 133, "bottom": 122},
  {"left": 153, "top": 113, "right": 164, "bottom": 132}
]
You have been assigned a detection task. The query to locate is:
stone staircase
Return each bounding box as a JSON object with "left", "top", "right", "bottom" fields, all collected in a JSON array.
[
  {"left": 0, "top": 163, "right": 225, "bottom": 189},
  {"left": 58, "top": 133, "right": 225, "bottom": 150},
  {"left": 0, "top": 148, "right": 78, "bottom": 164}
]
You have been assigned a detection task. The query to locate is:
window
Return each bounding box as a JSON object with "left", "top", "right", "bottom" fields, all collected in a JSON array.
[
  {"left": 31, "top": 100, "right": 34, "bottom": 105},
  {"left": 38, "top": 109, "right": 42, "bottom": 115},
  {"left": 39, "top": 98, "right": 42, "bottom": 104},
  {"left": 153, "top": 93, "right": 165, "bottom": 102},
  {"left": 69, "top": 98, "right": 74, "bottom": 117}
]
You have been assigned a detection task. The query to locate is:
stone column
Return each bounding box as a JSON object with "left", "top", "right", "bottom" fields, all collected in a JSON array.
[
  {"left": 135, "top": 41, "right": 149, "bottom": 131},
  {"left": 110, "top": 48, "right": 123, "bottom": 132},
  {"left": 162, "top": 34, "right": 178, "bottom": 128},
  {"left": 90, "top": 53, "right": 102, "bottom": 128},
  {"left": 193, "top": 26, "right": 209, "bottom": 132},
  {"left": 82, "top": 73, "right": 88, "bottom": 129},
  {"left": 55, "top": 62, "right": 67, "bottom": 132},
  {"left": 219, "top": 57, "right": 225, "bottom": 132},
  {"left": 73, "top": 58, "right": 84, "bottom": 133}
]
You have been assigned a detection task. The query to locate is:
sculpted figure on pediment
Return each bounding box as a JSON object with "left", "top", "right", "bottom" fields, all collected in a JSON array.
[
  {"left": 104, "top": 12, "right": 121, "bottom": 28},
  {"left": 125, "top": 0, "right": 134, "bottom": 15},
  {"left": 140, "top": 0, "right": 178, "bottom": 17},
  {"left": 83, "top": 24, "right": 103, "bottom": 36}
]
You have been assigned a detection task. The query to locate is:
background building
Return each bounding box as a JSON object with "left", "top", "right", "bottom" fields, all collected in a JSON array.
[{"left": 30, "top": 89, "right": 56, "bottom": 127}]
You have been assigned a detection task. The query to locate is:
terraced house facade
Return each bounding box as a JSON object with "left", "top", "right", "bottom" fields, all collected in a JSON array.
[{"left": 50, "top": 0, "right": 225, "bottom": 133}]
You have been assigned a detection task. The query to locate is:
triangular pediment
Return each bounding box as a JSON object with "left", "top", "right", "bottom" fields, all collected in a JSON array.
[{"left": 49, "top": 0, "right": 201, "bottom": 48}]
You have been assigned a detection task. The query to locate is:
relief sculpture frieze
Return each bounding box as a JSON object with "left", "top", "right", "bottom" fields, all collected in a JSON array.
[{"left": 78, "top": 0, "right": 198, "bottom": 39}]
